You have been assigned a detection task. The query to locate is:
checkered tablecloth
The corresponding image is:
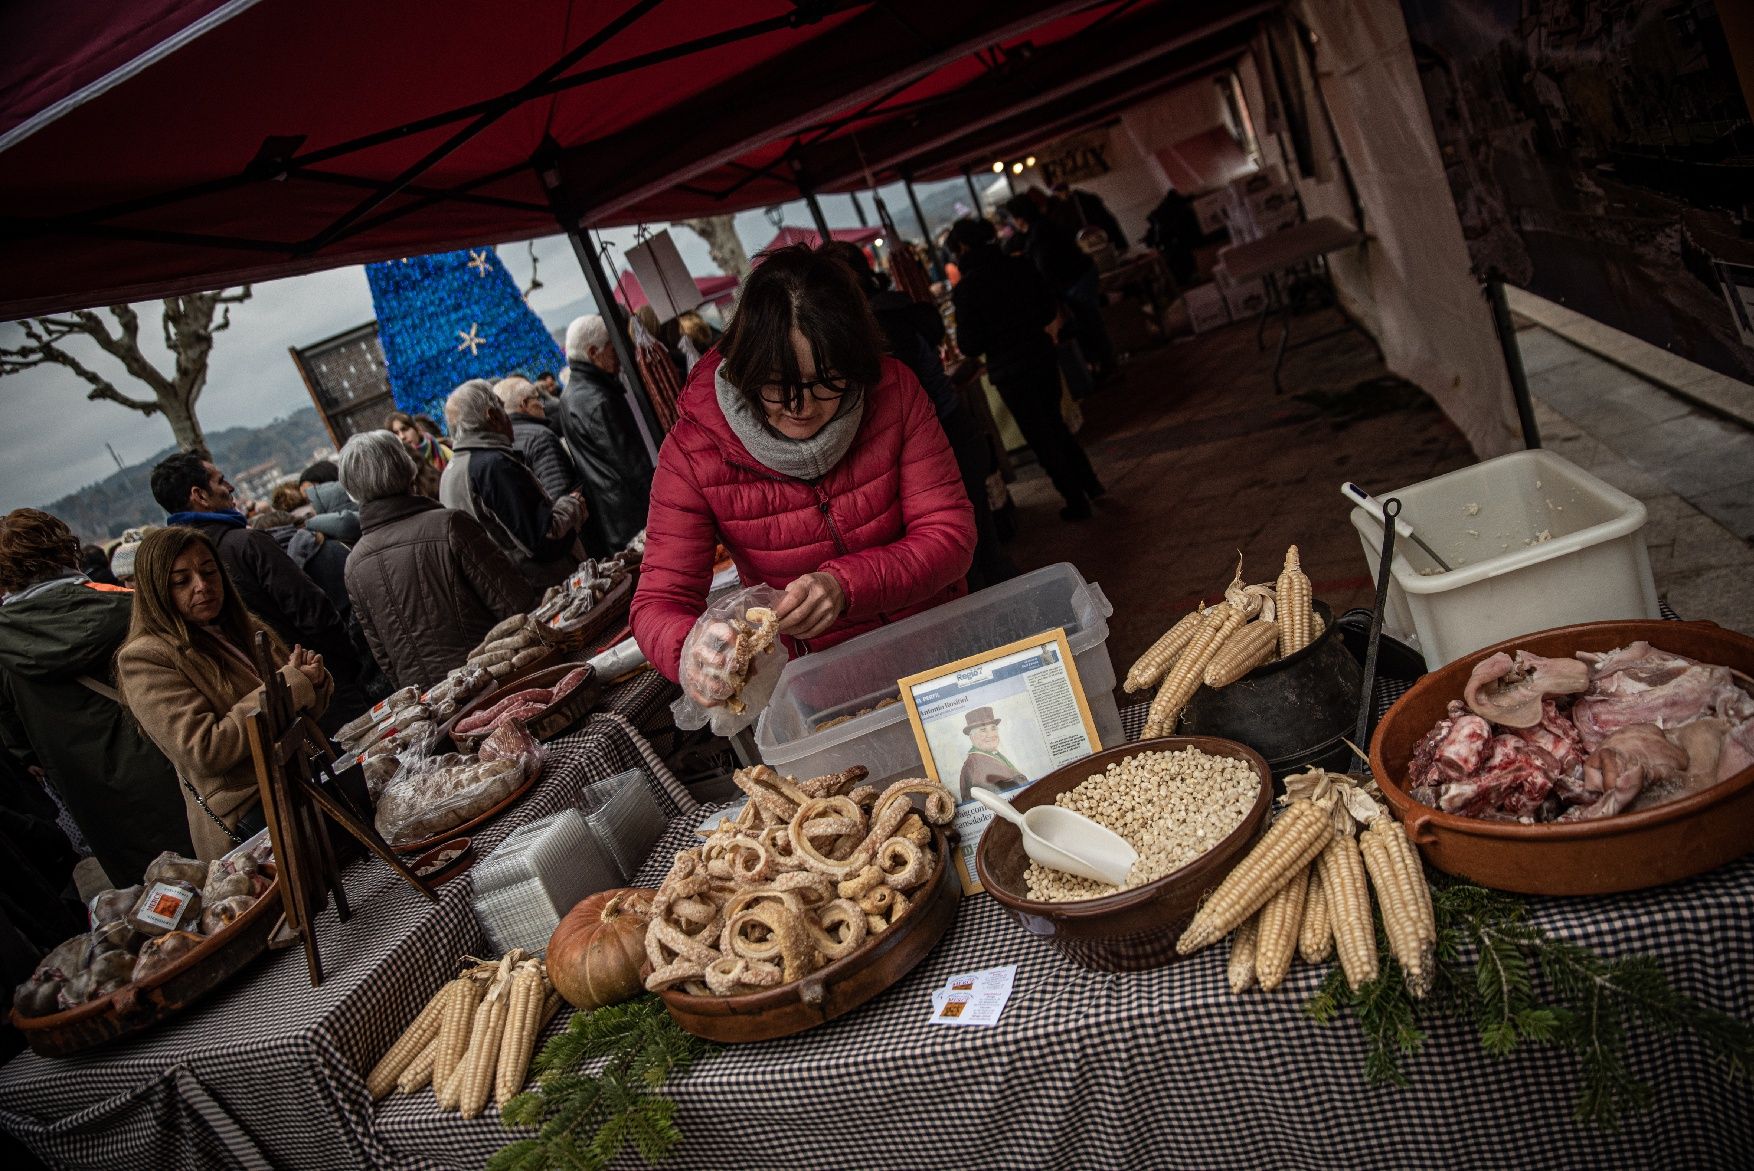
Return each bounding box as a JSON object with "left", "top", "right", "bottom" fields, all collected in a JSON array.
[
  {"left": 13, "top": 664, "right": 1754, "bottom": 1169},
  {"left": 371, "top": 693, "right": 1754, "bottom": 1171},
  {"left": 0, "top": 671, "right": 682, "bottom": 1171}
]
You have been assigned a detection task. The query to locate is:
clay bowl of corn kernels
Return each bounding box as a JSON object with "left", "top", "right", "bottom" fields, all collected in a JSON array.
[{"left": 976, "top": 737, "right": 1271, "bottom": 971}]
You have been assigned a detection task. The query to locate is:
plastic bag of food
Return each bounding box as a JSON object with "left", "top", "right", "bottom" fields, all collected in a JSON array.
[
  {"left": 479, "top": 718, "right": 547, "bottom": 783},
  {"left": 670, "top": 584, "right": 787, "bottom": 736},
  {"left": 373, "top": 753, "right": 525, "bottom": 847}
]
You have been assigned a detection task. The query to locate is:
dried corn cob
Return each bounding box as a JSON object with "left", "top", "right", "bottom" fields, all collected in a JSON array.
[
  {"left": 1298, "top": 867, "right": 1333, "bottom": 964},
  {"left": 1360, "top": 817, "right": 1436, "bottom": 997},
  {"left": 494, "top": 961, "right": 544, "bottom": 1107},
  {"left": 457, "top": 968, "right": 513, "bottom": 1118},
  {"left": 395, "top": 1038, "right": 439, "bottom": 1095},
  {"left": 1125, "top": 606, "right": 1208, "bottom": 694},
  {"left": 1177, "top": 800, "right": 1333, "bottom": 954},
  {"left": 1276, "top": 545, "right": 1314, "bottom": 658},
  {"left": 1316, "top": 831, "right": 1378, "bottom": 991},
  {"left": 431, "top": 978, "right": 481, "bottom": 1100},
  {"left": 1255, "top": 864, "right": 1308, "bottom": 992},
  {"left": 1145, "top": 604, "right": 1247, "bottom": 738},
  {"left": 1227, "top": 914, "right": 1260, "bottom": 993},
  {"left": 1204, "top": 619, "right": 1281, "bottom": 688},
  {"left": 366, "top": 981, "right": 448, "bottom": 1099}
]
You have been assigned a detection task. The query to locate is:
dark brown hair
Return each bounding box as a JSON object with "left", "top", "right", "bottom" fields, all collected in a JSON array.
[
  {"left": 719, "top": 244, "right": 884, "bottom": 412},
  {"left": 385, "top": 411, "right": 417, "bottom": 432},
  {"left": 0, "top": 509, "right": 81, "bottom": 593},
  {"left": 122, "top": 526, "right": 283, "bottom": 666}
]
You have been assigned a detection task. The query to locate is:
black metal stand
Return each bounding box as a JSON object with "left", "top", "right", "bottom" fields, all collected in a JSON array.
[
  {"left": 1485, "top": 267, "right": 1541, "bottom": 449},
  {"left": 804, "top": 189, "right": 834, "bottom": 239}
]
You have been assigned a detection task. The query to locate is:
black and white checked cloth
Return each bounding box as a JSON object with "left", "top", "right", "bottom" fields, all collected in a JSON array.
[
  {"left": 0, "top": 671, "right": 680, "bottom": 1171},
  {"left": 11, "top": 663, "right": 1754, "bottom": 1169}
]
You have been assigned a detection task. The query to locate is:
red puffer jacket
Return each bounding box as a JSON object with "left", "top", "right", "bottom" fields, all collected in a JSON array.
[{"left": 632, "top": 352, "right": 976, "bottom": 682}]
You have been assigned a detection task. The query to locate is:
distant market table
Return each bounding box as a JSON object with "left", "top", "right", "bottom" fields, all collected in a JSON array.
[
  {"left": 1218, "top": 216, "right": 1371, "bottom": 393},
  {"left": 0, "top": 669, "right": 686, "bottom": 1171}
]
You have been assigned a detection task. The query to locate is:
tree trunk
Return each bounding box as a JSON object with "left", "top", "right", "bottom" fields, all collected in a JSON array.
[
  {"left": 164, "top": 399, "right": 209, "bottom": 459},
  {"left": 678, "top": 216, "right": 752, "bottom": 283}
]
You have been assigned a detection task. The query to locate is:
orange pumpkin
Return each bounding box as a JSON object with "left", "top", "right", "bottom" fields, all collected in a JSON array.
[{"left": 547, "top": 887, "right": 657, "bottom": 1011}]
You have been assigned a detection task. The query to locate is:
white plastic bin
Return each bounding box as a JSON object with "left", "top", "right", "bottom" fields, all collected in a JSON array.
[
  {"left": 1349, "top": 449, "right": 1658, "bottom": 668},
  {"left": 755, "top": 563, "right": 1121, "bottom": 787}
]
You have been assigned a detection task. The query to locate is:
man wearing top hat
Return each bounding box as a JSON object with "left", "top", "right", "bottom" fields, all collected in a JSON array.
[{"left": 958, "top": 706, "right": 1027, "bottom": 800}]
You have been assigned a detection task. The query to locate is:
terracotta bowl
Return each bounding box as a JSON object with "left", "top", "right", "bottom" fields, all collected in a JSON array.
[
  {"left": 975, "top": 738, "right": 1272, "bottom": 971},
  {"left": 658, "top": 828, "right": 958, "bottom": 1042},
  {"left": 1370, "top": 620, "right": 1754, "bottom": 896}
]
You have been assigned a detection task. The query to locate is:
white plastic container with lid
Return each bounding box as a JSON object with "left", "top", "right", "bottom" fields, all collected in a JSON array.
[
  {"left": 755, "top": 563, "right": 1121, "bottom": 787},
  {"left": 1348, "top": 449, "right": 1659, "bottom": 668}
]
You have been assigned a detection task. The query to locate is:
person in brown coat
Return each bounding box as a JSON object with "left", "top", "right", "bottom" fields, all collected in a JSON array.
[
  {"left": 338, "top": 430, "right": 536, "bottom": 691},
  {"left": 117, "top": 527, "right": 333, "bottom": 861}
]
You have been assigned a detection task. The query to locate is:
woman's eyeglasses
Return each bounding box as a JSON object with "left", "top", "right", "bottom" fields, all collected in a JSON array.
[{"left": 757, "top": 374, "right": 853, "bottom": 407}]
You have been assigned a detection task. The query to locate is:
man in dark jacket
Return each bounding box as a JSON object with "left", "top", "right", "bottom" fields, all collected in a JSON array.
[
  {"left": 821, "top": 240, "right": 1018, "bottom": 591},
  {"left": 561, "top": 314, "right": 655, "bottom": 557},
  {"left": 948, "top": 218, "right": 1104, "bottom": 521},
  {"left": 495, "top": 376, "right": 582, "bottom": 502},
  {"left": 440, "top": 380, "right": 587, "bottom": 590},
  {"left": 340, "top": 430, "right": 536, "bottom": 690},
  {"left": 1006, "top": 194, "right": 1116, "bottom": 388},
  {"left": 0, "top": 508, "right": 194, "bottom": 885},
  {"left": 150, "top": 452, "right": 368, "bottom": 726}
]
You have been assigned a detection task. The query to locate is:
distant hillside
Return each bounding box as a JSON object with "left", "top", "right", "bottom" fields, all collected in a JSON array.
[{"left": 43, "top": 408, "right": 334, "bottom": 542}]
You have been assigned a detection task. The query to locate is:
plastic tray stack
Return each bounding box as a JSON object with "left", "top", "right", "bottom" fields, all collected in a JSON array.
[{"left": 469, "top": 770, "right": 670, "bottom": 956}]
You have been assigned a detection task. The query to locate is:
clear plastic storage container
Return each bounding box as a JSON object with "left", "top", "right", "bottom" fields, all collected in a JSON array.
[
  {"left": 754, "top": 563, "right": 1121, "bottom": 786},
  {"left": 1348, "top": 449, "right": 1658, "bottom": 668}
]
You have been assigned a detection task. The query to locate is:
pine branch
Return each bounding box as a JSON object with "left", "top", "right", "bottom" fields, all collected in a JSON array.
[
  {"left": 496, "top": 996, "right": 715, "bottom": 1170},
  {"left": 1302, "top": 877, "right": 1754, "bottom": 1127}
]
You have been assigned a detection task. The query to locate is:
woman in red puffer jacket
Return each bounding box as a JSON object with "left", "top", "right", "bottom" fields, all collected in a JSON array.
[{"left": 631, "top": 244, "right": 975, "bottom": 702}]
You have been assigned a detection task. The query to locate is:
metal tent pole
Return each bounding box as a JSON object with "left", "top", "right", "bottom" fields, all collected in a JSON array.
[
  {"left": 804, "top": 190, "right": 834, "bottom": 241},
  {"left": 902, "top": 174, "right": 930, "bottom": 242},
  {"left": 851, "top": 191, "right": 869, "bottom": 226},
  {"left": 1485, "top": 268, "right": 1541, "bottom": 450},
  {"left": 537, "top": 156, "right": 664, "bottom": 462},
  {"left": 962, "top": 166, "right": 983, "bottom": 213}
]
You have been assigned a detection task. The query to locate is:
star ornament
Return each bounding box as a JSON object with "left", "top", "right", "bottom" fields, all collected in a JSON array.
[
  {"left": 456, "top": 322, "right": 487, "bottom": 355},
  {"left": 467, "top": 249, "right": 491, "bottom": 277}
]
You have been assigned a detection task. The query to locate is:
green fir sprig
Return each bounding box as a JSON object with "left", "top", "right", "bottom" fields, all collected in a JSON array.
[
  {"left": 1304, "top": 879, "right": 1754, "bottom": 1127},
  {"left": 490, "top": 996, "right": 714, "bottom": 1171}
]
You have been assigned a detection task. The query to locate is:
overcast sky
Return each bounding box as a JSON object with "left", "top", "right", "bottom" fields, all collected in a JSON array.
[{"left": 0, "top": 179, "right": 975, "bottom": 516}]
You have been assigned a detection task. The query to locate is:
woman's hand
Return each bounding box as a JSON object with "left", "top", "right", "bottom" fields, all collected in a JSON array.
[
  {"left": 774, "top": 572, "right": 845, "bottom": 641},
  {"left": 680, "top": 619, "right": 738, "bottom": 708},
  {"left": 289, "top": 645, "right": 326, "bottom": 694}
]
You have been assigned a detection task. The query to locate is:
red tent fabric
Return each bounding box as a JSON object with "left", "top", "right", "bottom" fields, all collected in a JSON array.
[
  {"left": 0, "top": 0, "right": 1262, "bottom": 317},
  {"left": 757, "top": 225, "right": 882, "bottom": 253}
]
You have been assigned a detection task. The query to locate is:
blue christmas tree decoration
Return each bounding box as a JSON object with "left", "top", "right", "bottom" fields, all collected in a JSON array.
[{"left": 366, "top": 246, "right": 564, "bottom": 424}]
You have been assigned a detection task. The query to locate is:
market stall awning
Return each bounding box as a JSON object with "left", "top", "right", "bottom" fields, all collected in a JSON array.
[{"left": 0, "top": 0, "right": 1273, "bottom": 319}]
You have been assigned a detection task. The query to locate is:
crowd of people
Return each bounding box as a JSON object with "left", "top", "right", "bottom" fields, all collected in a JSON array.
[{"left": 0, "top": 210, "right": 1130, "bottom": 975}]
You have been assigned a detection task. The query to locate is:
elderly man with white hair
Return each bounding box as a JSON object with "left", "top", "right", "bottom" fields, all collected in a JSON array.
[
  {"left": 494, "top": 375, "right": 580, "bottom": 502},
  {"left": 560, "top": 314, "right": 654, "bottom": 557},
  {"left": 339, "top": 429, "right": 534, "bottom": 690},
  {"left": 439, "top": 379, "right": 588, "bottom": 590}
]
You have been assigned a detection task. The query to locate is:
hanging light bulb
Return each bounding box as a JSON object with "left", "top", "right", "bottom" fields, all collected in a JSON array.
[
  {"left": 1025, "top": 156, "right": 1037, "bottom": 168},
  {"left": 992, "top": 161, "right": 1005, "bottom": 173},
  {"left": 1011, "top": 162, "right": 1024, "bottom": 174},
  {"left": 873, "top": 237, "right": 885, "bottom": 248}
]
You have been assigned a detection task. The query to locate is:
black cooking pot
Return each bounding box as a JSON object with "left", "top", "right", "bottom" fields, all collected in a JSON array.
[{"left": 1180, "top": 600, "right": 1362, "bottom": 768}]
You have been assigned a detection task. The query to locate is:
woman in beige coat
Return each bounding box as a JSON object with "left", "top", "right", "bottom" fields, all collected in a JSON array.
[{"left": 117, "top": 526, "right": 332, "bottom": 860}]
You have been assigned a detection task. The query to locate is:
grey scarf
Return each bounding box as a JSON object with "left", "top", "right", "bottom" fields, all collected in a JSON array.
[{"left": 715, "top": 364, "right": 865, "bottom": 481}]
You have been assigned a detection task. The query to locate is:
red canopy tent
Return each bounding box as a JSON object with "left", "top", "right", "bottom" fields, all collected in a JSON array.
[
  {"left": 760, "top": 225, "right": 882, "bottom": 252},
  {"left": 0, "top": 0, "right": 1268, "bottom": 319}
]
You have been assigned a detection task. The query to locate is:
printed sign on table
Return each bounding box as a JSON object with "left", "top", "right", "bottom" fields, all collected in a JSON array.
[{"left": 898, "top": 629, "right": 1102, "bottom": 894}]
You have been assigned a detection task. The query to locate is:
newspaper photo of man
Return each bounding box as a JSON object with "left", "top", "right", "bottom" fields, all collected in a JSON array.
[{"left": 957, "top": 706, "right": 1027, "bottom": 800}]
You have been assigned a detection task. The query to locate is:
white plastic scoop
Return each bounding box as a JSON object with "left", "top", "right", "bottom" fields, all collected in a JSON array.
[{"left": 972, "top": 788, "right": 1138, "bottom": 886}]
